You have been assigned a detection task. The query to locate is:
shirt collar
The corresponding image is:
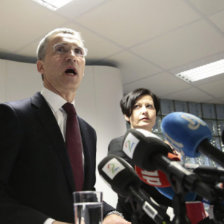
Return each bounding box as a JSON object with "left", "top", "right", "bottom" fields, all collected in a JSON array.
[{"left": 41, "top": 87, "right": 75, "bottom": 113}]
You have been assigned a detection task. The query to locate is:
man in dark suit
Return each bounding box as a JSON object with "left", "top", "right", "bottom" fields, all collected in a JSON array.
[
  {"left": 0, "top": 28, "right": 130, "bottom": 224},
  {"left": 108, "top": 88, "right": 173, "bottom": 224}
]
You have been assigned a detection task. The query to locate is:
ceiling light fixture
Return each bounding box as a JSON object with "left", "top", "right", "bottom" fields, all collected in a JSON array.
[
  {"left": 33, "top": 0, "right": 74, "bottom": 11},
  {"left": 176, "top": 59, "right": 224, "bottom": 83}
]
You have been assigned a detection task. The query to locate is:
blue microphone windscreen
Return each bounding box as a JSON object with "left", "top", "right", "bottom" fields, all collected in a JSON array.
[
  {"left": 161, "top": 112, "right": 212, "bottom": 157},
  {"left": 155, "top": 186, "right": 197, "bottom": 201}
]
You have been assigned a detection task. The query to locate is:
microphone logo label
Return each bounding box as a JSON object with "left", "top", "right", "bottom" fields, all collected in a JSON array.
[
  {"left": 102, "top": 158, "right": 125, "bottom": 179},
  {"left": 135, "top": 166, "right": 171, "bottom": 187},
  {"left": 123, "top": 133, "right": 139, "bottom": 159},
  {"left": 181, "top": 113, "right": 206, "bottom": 130},
  {"left": 140, "top": 170, "right": 162, "bottom": 186}
]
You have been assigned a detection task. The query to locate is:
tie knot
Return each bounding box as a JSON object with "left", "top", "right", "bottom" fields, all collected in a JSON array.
[{"left": 63, "top": 103, "right": 76, "bottom": 115}]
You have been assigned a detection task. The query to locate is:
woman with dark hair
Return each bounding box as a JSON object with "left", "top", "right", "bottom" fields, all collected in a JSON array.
[{"left": 108, "top": 88, "right": 172, "bottom": 224}]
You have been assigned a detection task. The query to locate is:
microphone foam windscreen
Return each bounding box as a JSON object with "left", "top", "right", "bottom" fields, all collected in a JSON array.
[
  {"left": 155, "top": 186, "right": 197, "bottom": 201},
  {"left": 135, "top": 151, "right": 181, "bottom": 187},
  {"left": 135, "top": 167, "right": 171, "bottom": 187},
  {"left": 98, "top": 155, "right": 141, "bottom": 197},
  {"left": 161, "top": 112, "right": 212, "bottom": 157},
  {"left": 122, "top": 129, "right": 171, "bottom": 170}
]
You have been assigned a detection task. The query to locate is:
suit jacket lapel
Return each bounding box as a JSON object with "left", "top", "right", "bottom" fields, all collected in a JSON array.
[
  {"left": 31, "top": 92, "right": 75, "bottom": 191},
  {"left": 78, "top": 118, "right": 88, "bottom": 189},
  {"left": 78, "top": 118, "right": 96, "bottom": 190}
]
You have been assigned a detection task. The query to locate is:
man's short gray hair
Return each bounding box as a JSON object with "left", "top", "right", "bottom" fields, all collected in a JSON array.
[{"left": 36, "top": 27, "right": 87, "bottom": 60}]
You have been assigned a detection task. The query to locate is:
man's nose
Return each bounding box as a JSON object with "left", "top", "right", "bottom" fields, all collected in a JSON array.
[{"left": 66, "top": 49, "right": 77, "bottom": 61}]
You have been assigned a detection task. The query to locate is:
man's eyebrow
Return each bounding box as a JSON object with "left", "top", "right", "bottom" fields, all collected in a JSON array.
[
  {"left": 54, "top": 42, "right": 68, "bottom": 46},
  {"left": 54, "top": 42, "right": 82, "bottom": 47}
]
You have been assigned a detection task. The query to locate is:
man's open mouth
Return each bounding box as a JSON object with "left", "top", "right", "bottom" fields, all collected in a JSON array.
[{"left": 65, "top": 68, "right": 77, "bottom": 75}]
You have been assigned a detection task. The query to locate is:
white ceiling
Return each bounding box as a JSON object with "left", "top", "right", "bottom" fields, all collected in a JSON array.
[{"left": 1, "top": 0, "right": 224, "bottom": 104}]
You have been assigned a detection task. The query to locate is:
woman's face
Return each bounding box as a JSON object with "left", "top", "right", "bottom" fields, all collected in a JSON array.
[{"left": 125, "top": 95, "right": 157, "bottom": 131}]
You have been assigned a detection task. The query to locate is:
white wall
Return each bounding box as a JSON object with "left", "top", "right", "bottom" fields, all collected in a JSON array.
[
  {"left": 76, "top": 66, "right": 127, "bottom": 206},
  {"left": 0, "top": 60, "right": 42, "bottom": 102},
  {"left": 0, "top": 59, "right": 126, "bottom": 207}
]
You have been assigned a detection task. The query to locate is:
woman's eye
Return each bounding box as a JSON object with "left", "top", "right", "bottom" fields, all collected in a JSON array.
[{"left": 146, "top": 104, "right": 154, "bottom": 109}]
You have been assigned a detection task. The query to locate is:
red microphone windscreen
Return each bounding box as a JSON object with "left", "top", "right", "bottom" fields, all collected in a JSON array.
[
  {"left": 135, "top": 151, "right": 181, "bottom": 187},
  {"left": 135, "top": 166, "right": 171, "bottom": 187}
]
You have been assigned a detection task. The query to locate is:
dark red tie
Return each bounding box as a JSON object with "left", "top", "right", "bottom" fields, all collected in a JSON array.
[{"left": 63, "top": 103, "right": 84, "bottom": 191}]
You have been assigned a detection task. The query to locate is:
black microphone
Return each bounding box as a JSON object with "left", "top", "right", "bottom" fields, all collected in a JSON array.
[
  {"left": 98, "top": 155, "right": 171, "bottom": 224},
  {"left": 184, "top": 163, "right": 224, "bottom": 184},
  {"left": 122, "top": 128, "right": 218, "bottom": 202}
]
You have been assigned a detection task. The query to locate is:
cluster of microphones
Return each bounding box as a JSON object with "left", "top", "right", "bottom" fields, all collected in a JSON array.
[{"left": 98, "top": 112, "right": 224, "bottom": 224}]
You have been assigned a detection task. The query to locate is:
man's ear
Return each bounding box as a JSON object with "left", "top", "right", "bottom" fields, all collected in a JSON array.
[
  {"left": 36, "top": 60, "right": 44, "bottom": 74},
  {"left": 124, "top": 115, "right": 130, "bottom": 123}
]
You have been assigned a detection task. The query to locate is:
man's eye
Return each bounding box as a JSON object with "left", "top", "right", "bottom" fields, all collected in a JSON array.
[
  {"left": 74, "top": 48, "right": 84, "bottom": 56},
  {"left": 55, "top": 45, "right": 67, "bottom": 53}
]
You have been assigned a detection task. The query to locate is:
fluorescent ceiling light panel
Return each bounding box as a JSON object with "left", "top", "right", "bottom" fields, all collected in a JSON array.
[
  {"left": 176, "top": 59, "right": 224, "bottom": 83},
  {"left": 33, "top": 0, "right": 73, "bottom": 11}
]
